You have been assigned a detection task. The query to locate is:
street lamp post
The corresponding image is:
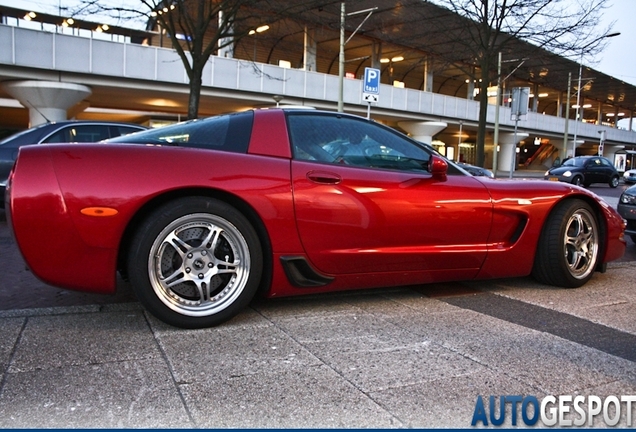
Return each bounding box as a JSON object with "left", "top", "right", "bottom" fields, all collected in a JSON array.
[
  {"left": 337, "top": 3, "right": 377, "bottom": 112},
  {"left": 570, "top": 32, "right": 620, "bottom": 158},
  {"left": 337, "top": 3, "right": 345, "bottom": 112},
  {"left": 571, "top": 58, "right": 584, "bottom": 158}
]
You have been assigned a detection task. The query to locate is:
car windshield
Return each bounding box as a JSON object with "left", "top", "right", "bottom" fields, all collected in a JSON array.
[{"left": 562, "top": 158, "right": 585, "bottom": 167}]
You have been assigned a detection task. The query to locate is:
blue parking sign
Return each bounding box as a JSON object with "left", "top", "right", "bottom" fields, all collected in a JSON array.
[{"left": 364, "top": 67, "right": 380, "bottom": 94}]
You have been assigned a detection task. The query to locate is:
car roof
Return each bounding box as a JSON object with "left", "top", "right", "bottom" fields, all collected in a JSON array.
[{"left": 0, "top": 120, "right": 145, "bottom": 146}]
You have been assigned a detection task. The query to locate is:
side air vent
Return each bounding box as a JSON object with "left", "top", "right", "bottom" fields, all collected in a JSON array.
[
  {"left": 509, "top": 217, "right": 528, "bottom": 244},
  {"left": 280, "top": 256, "right": 334, "bottom": 288}
]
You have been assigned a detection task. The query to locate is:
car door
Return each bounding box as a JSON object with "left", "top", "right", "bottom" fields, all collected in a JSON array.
[
  {"left": 583, "top": 157, "right": 606, "bottom": 184},
  {"left": 287, "top": 112, "right": 493, "bottom": 276},
  {"left": 598, "top": 157, "right": 616, "bottom": 182}
]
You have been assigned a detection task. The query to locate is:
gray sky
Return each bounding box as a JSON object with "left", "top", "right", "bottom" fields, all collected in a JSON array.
[
  {"left": 3, "top": 0, "right": 636, "bottom": 85},
  {"left": 591, "top": 0, "right": 636, "bottom": 86}
]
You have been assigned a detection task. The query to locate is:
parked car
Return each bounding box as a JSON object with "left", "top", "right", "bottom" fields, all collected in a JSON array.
[
  {"left": 618, "top": 184, "right": 636, "bottom": 243},
  {"left": 458, "top": 162, "right": 495, "bottom": 178},
  {"left": 414, "top": 142, "right": 494, "bottom": 178},
  {"left": 7, "top": 109, "right": 625, "bottom": 328},
  {"left": 544, "top": 156, "right": 620, "bottom": 187},
  {"left": 623, "top": 169, "right": 636, "bottom": 184},
  {"left": 0, "top": 120, "right": 146, "bottom": 203}
]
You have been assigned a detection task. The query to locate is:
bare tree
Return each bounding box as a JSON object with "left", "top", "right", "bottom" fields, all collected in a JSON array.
[
  {"left": 432, "top": 0, "right": 613, "bottom": 167},
  {"left": 71, "top": 0, "right": 280, "bottom": 119}
]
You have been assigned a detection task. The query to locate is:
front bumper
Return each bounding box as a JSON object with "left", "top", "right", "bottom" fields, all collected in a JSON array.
[{"left": 544, "top": 175, "right": 570, "bottom": 184}]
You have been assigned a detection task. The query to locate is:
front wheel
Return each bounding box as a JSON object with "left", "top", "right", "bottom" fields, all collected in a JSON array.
[
  {"left": 532, "top": 199, "right": 600, "bottom": 288},
  {"left": 127, "top": 197, "right": 263, "bottom": 328},
  {"left": 572, "top": 176, "right": 583, "bottom": 187}
]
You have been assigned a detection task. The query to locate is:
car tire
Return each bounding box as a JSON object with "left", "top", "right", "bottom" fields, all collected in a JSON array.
[
  {"left": 127, "top": 197, "right": 263, "bottom": 328},
  {"left": 631, "top": 235, "right": 636, "bottom": 244},
  {"left": 572, "top": 176, "right": 583, "bottom": 186},
  {"left": 532, "top": 199, "right": 599, "bottom": 288},
  {"left": 609, "top": 176, "right": 619, "bottom": 188}
]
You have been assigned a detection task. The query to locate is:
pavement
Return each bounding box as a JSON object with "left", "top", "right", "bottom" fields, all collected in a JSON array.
[{"left": 1, "top": 181, "right": 635, "bottom": 428}]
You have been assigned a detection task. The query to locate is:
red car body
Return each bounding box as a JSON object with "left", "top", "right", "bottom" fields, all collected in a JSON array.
[{"left": 6, "top": 109, "right": 626, "bottom": 327}]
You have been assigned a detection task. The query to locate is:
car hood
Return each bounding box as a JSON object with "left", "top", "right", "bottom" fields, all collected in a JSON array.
[
  {"left": 624, "top": 184, "right": 636, "bottom": 194},
  {"left": 479, "top": 176, "right": 606, "bottom": 204}
]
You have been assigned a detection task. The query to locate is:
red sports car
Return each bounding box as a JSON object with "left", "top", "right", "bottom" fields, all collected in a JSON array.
[{"left": 6, "top": 109, "right": 626, "bottom": 328}]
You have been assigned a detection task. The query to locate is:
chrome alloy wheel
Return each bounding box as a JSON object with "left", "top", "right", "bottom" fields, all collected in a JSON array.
[
  {"left": 563, "top": 208, "right": 598, "bottom": 280},
  {"left": 147, "top": 213, "right": 251, "bottom": 317}
]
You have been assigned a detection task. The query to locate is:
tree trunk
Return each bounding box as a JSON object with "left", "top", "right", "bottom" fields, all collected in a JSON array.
[
  {"left": 187, "top": 64, "right": 203, "bottom": 120},
  {"left": 475, "top": 59, "right": 492, "bottom": 168}
]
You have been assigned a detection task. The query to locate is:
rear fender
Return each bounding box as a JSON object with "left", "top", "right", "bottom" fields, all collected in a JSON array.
[{"left": 9, "top": 146, "right": 117, "bottom": 293}]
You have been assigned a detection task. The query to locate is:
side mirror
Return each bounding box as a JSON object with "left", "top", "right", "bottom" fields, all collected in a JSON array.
[{"left": 429, "top": 154, "right": 448, "bottom": 180}]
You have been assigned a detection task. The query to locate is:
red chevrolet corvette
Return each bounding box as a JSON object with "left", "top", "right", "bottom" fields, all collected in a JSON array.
[{"left": 6, "top": 109, "right": 625, "bottom": 328}]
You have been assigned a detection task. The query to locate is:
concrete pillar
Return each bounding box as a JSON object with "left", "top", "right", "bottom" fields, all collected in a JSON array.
[
  {"left": 2, "top": 80, "right": 92, "bottom": 127},
  {"left": 467, "top": 79, "right": 475, "bottom": 100},
  {"left": 303, "top": 26, "right": 317, "bottom": 72},
  {"left": 566, "top": 139, "right": 585, "bottom": 158},
  {"left": 423, "top": 57, "right": 433, "bottom": 93},
  {"left": 614, "top": 106, "right": 620, "bottom": 128},
  {"left": 398, "top": 121, "right": 447, "bottom": 144},
  {"left": 371, "top": 41, "right": 382, "bottom": 70},
  {"left": 497, "top": 132, "right": 529, "bottom": 172}
]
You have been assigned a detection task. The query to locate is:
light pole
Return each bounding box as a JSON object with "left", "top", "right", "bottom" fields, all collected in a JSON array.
[
  {"left": 492, "top": 52, "right": 502, "bottom": 176},
  {"left": 337, "top": 3, "right": 377, "bottom": 112},
  {"left": 337, "top": 2, "right": 345, "bottom": 112},
  {"left": 571, "top": 32, "right": 620, "bottom": 158},
  {"left": 492, "top": 54, "right": 527, "bottom": 176}
]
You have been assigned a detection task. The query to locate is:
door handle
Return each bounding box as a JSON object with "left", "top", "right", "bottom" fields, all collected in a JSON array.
[{"left": 307, "top": 171, "right": 342, "bottom": 184}]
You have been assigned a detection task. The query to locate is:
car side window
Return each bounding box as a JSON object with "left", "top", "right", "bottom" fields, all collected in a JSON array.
[
  {"left": 106, "top": 111, "right": 253, "bottom": 153},
  {"left": 287, "top": 113, "right": 430, "bottom": 173},
  {"left": 111, "top": 126, "right": 143, "bottom": 137},
  {"left": 43, "top": 125, "right": 111, "bottom": 143}
]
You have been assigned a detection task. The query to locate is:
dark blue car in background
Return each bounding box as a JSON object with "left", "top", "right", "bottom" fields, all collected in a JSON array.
[
  {"left": 544, "top": 156, "right": 620, "bottom": 188},
  {"left": 0, "top": 120, "right": 145, "bottom": 206}
]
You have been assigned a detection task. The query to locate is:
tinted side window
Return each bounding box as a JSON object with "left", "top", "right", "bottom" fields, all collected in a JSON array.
[
  {"left": 43, "top": 125, "right": 111, "bottom": 143},
  {"left": 110, "top": 126, "right": 144, "bottom": 137},
  {"left": 106, "top": 111, "right": 253, "bottom": 153},
  {"left": 287, "top": 113, "right": 431, "bottom": 172}
]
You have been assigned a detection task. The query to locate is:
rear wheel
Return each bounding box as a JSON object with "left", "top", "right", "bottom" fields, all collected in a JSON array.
[
  {"left": 609, "top": 176, "right": 619, "bottom": 188},
  {"left": 532, "top": 199, "right": 599, "bottom": 288},
  {"left": 127, "top": 197, "right": 262, "bottom": 328}
]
